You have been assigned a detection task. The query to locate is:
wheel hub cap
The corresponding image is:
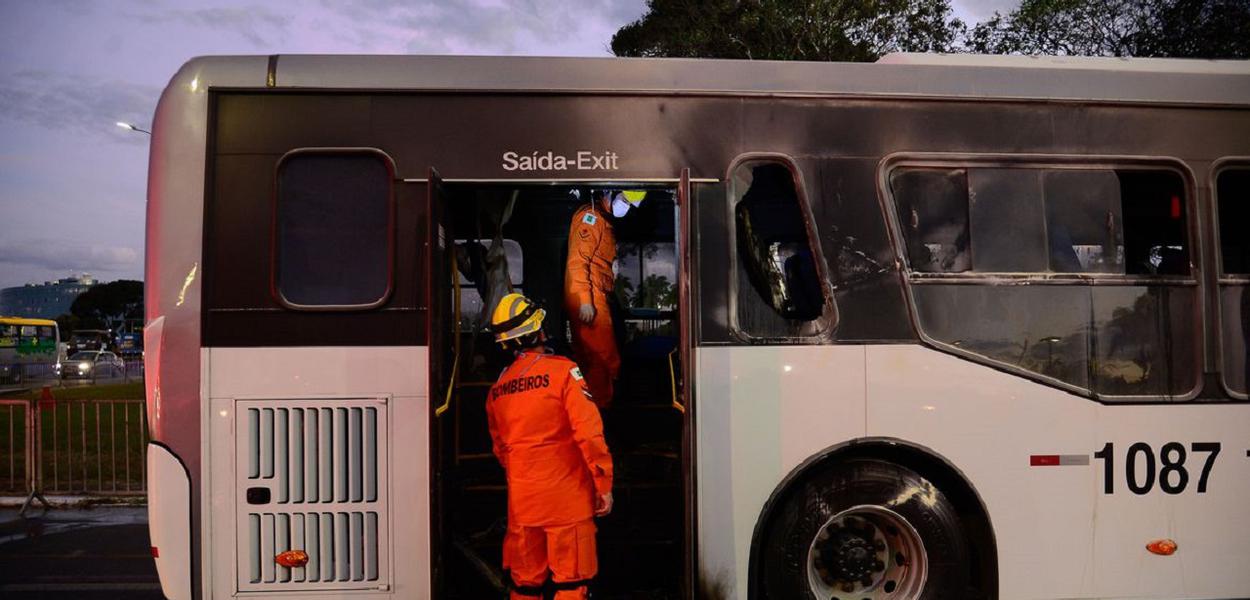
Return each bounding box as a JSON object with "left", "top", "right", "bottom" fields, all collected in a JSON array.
[
  {"left": 815, "top": 520, "right": 885, "bottom": 586},
  {"left": 806, "top": 505, "right": 928, "bottom": 599}
]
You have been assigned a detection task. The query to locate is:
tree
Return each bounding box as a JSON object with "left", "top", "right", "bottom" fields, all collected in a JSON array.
[
  {"left": 54, "top": 313, "right": 80, "bottom": 341},
  {"left": 636, "top": 274, "right": 678, "bottom": 310},
  {"left": 611, "top": 0, "right": 965, "bottom": 62},
  {"left": 70, "top": 280, "right": 144, "bottom": 332},
  {"left": 968, "top": 0, "right": 1250, "bottom": 58},
  {"left": 614, "top": 273, "right": 637, "bottom": 308},
  {"left": 1135, "top": 0, "right": 1250, "bottom": 58}
]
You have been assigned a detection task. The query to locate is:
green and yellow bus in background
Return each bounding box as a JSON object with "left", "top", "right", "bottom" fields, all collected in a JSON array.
[{"left": 0, "top": 316, "right": 61, "bottom": 385}]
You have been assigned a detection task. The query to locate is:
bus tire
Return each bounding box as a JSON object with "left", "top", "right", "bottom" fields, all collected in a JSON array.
[{"left": 759, "top": 458, "right": 971, "bottom": 600}]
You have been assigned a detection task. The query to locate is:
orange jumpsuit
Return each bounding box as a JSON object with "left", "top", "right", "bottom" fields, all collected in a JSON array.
[
  {"left": 487, "top": 350, "right": 613, "bottom": 599},
  {"left": 564, "top": 203, "right": 620, "bottom": 407}
]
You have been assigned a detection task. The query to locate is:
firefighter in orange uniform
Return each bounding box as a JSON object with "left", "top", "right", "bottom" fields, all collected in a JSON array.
[
  {"left": 487, "top": 292, "right": 614, "bottom": 599},
  {"left": 563, "top": 189, "right": 645, "bottom": 407}
]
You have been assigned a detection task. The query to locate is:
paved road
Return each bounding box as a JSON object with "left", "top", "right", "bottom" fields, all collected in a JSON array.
[{"left": 0, "top": 506, "right": 162, "bottom": 599}]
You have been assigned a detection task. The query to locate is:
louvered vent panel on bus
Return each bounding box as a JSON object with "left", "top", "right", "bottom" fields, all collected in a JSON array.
[{"left": 235, "top": 400, "right": 389, "bottom": 592}]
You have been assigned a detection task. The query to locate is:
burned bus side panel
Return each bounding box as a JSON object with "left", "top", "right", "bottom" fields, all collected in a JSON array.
[
  {"left": 153, "top": 54, "right": 1250, "bottom": 600},
  {"left": 202, "top": 92, "right": 922, "bottom": 348},
  {"left": 203, "top": 92, "right": 1248, "bottom": 351}
]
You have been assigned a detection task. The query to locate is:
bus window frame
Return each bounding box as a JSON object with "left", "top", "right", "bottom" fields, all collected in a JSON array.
[
  {"left": 270, "top": 147, "right": 398, "bottom": 312},
  {"left": 1211, "top": 157, "right": 1250, "bottom": 400},
  {"left": 878, "top": 152, "right": 1204, "bottom": 403},
  {"left": 725, "top": 152, "right": 839, "bottom": 343}
]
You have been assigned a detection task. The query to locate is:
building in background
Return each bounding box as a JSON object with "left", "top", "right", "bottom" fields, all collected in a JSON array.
[{"left": 0, "top": 274, "right": 96, "bottom": 319}]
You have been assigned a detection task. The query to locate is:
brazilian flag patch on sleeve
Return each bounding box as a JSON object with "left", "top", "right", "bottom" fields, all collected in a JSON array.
[{"left": 582, "top": 213, "right": 597, "bottom": 226}]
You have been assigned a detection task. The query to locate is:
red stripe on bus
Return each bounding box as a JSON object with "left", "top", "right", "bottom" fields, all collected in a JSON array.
[{"left": 1030, "top": 455, "right": 1061, "bottom": 466}]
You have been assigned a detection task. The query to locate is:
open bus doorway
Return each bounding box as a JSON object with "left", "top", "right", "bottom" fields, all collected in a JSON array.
[{"left": 430, "top": 182, "right": 688, "bottom": 599}]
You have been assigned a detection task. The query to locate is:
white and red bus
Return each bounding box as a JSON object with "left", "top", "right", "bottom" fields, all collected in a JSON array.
[{"left": 144, "top": 53, "right": 1250, "bottom": 600}]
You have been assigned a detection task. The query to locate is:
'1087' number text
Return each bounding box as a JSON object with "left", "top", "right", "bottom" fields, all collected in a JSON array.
[{"left": 1093, "top": 442, "right": 1220, "bottom": 495}]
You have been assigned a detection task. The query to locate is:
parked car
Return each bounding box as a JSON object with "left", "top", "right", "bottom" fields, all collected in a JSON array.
[
  {"left": 60, "top": 350, "right": 125, "bottom": 379},
  {"left": 68, "top": 329, "right": 112, "bottom": 354}
]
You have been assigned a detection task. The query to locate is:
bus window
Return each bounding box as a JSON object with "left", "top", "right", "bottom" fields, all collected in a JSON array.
[
  {"left": 967, "top": 168, "right": 1047, "bottom": 272},
  {"left": 891, "top": 168, "right": 970, "bottom": 273},
  {"left": 274, "top": 151, "right": 394, "bottom": 309},
  {"left": 731, "top": 159, "right": 830, "bottom": 338},
  {"left": 1043, "top": 170, "right": 1124, "bottom": 273},
  {"left": 1118, "top": 170, "right": 1189, "bottom": 276},
  {"left": 913, "top": 285, "right": 1093, "bottom": 389},
  {"left": 0, "top": 325, "right": 16, "bottom": 347},
  {"left": 1217, "top": 167, "right": 1249, "bottom": 396},
  {"left": 1090, "top": 284, "right": 1197, "bottom": 396},
  {"left": 1091, "top": 169, "right": 1192, "bottom": 396},
  {"left": 891, "top": 163, "right": 1198, "bottom": 399},
  {"left": 1221, "top": 169, "right": 1250, "bottom": 275}
]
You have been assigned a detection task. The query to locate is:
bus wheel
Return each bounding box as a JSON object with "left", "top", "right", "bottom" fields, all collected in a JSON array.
[{"left": 760, "top": 458, "right": 971, "bottom": 600}]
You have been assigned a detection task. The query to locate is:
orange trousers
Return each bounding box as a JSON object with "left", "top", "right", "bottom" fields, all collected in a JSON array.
[
  {"left": 567, "top": 296, "right": 620, "bottom": 408},
  {"left": 504, "top": 520, "right": 597, "bottom": 599}
]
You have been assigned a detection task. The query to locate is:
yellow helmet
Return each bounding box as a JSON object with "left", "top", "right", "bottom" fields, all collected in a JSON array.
[
  {"left": 620, "top": 190, "right": 646, "bottom": 206},
  {"left": 490, "top": 292, "right": 546, "bottom": 344}
]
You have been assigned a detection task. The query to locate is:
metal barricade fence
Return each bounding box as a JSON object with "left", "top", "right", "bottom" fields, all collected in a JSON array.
[
  {"left": 0, "top": 397, "right": 148, "bottom": 499},
  {"left": 2, "top": 360, "right": 144, "bottom": 386},
  {"left": 1, "top": 362, "right": 60, "bottom": 386},
  {"left": 124, "top": 360, "right": 146, "bottom": 380},
  {"left": 40, "top": 398, "right": 148, "bottom": 494},
  {"left": 0, "top": 399, "right": 32, "bottom": 494}
]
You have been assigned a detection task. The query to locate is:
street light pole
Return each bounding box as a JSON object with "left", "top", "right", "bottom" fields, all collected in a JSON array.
[{"left": 115, "top": 121, "right": 151, "bottom": 135}]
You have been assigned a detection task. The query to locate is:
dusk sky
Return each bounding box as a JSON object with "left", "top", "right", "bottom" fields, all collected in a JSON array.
[{"left": 0, "top": 0, "right": 1009, "bottom": 290}]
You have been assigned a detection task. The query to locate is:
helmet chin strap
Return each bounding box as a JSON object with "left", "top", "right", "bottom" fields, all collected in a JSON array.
[{"left": 506, "top": 330, "right": 545, "bottom": 351}]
